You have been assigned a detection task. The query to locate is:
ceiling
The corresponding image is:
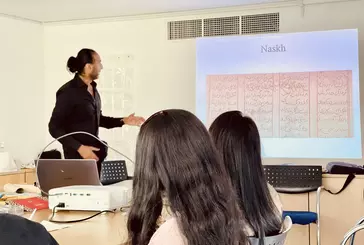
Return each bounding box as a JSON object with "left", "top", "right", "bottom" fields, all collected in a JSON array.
[{"left": 0, "top": 0, "right": 281, "bottom": 23}]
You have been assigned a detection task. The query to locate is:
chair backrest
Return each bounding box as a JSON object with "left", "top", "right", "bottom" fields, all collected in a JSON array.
[
  {"left": 249, "top": 216, "right": 292, "bottom": 245},
  {"left": 263, "top": 165, "right": 322, "bottom": 193},
  {"left": 100, "top": 160, "right": 128, "bottom": 185}
]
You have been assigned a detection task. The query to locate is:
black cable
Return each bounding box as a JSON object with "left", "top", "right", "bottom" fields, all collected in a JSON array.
[{"left": 49, "top": 204, "right": 115, "bottom": 224}]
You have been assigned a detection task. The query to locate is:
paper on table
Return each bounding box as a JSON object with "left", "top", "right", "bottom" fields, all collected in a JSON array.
[
  {"left": 4, "top": 183, "right": 41, "bottom": 194},
  {"left": 40, "top": 220, "right": 72, "bottom": 232}
]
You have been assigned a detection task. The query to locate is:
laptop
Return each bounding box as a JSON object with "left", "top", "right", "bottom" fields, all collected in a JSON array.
[{"left": 36, "top": 159, "right": 101, "bottom": 195}]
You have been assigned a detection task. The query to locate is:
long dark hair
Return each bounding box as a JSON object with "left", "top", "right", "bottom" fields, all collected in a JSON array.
[
  {"left": 67, "top": 48, "right": 95, "bottom": 74},
  {"left": 209, "top": 111, "right": 281, "bottom": 242},
  {"left": 127, "top": 109, "right": 247, "bottom": 245}
]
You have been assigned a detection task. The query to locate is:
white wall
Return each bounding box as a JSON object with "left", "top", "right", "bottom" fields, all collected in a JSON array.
[
  {"left": 42, "top": 0, "right": 364, "bottom": 166},
  {"left": 0, "top": 16, "right": 44, "bottom": 165}
]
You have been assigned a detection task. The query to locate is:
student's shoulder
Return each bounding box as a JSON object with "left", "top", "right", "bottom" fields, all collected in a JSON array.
[
  {"left": 267, "top": 183, "right": 278, "bottom": 195},
  {"left": 156, "top": 217, "right": 180, "bottom": 233},
  {"left": 267, "top": 183, "right": 283, "bottom": 213},
  {"left": 0, "top": 213, "right": 59, "bottom": 245},
  {"left": 0, "top": 213, "right": 36, "bottom": 227},
  {"left": 148, "top": 217, "right": 186, "bottom": 245},
  {"left": 267, "top": 183, "right": 280, "bottom": 201}
]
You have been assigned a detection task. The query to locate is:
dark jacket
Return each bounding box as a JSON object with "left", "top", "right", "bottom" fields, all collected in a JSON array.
[{"left": 0, "top": 213, "right": 58, "bottom": 245}]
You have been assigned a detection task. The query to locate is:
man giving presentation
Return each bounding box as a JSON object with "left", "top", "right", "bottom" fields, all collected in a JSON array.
[{"left": 48, "top": 48, "right": 144, "bottom": 173}]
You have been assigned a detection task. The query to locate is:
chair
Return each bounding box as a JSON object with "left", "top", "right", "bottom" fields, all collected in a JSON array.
[
  {"left": 100, "top": 160, "right": 129, "bottom": 185},
  {"left": 340, "top": 217, "right": 364, "bottom": 245},
  {"left": 249, "top": 216, "right": 293, "bottom": 245},
  {"left": 263, "top": 165, "right": 323, "bottom": 245}
]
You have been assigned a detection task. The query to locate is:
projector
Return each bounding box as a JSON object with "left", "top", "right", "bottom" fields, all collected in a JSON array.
[{"left": 48, "top": 181, "right": 132, "bottom": 211}]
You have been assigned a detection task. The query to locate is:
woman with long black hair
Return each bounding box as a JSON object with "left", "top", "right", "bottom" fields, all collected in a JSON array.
[
  {"left": 209, "top": 111, "right": 283, "bottom": 242},
  {"left": 126, "top": 109, "right": 248, "bottom": 245}
]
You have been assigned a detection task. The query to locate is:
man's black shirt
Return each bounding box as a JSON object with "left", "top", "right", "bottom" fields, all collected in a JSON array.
[{"left": 48, "top": 75, "right": 124, "bottom": 155}]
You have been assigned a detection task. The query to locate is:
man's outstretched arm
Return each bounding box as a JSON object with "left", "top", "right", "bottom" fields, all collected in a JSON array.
[{"left": 100, "top": 113, "right": 145, "bottom": 129}]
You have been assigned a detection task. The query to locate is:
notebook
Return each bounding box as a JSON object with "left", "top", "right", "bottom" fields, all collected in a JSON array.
[{"left": 8, "top": 197, "right": 48, "bottom": 212}]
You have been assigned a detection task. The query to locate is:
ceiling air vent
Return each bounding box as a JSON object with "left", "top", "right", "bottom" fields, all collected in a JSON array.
[
  {"left": 166, "top": 13, "right": 280, "bottom": 40},
  {"left": 203, "top": 16, "right": 240, "bottom": 37},
  {"left": 168, "top": 19, "right": 202, "bottom": 40},
  {"left": 241, "top": 12, "right": 279, "bottom": 35}
]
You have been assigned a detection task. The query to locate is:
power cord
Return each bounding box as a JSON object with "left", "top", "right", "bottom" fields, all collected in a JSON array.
[
  {"left": 49, "top": 203, "right": 115, "bottom": 223},
  {"left": 35, "top": 131, "right": 135, "bottom": 196}
]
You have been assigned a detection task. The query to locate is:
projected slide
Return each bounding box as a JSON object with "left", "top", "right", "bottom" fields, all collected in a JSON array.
[
  {"left": 196, "top": 29, "right": 361, "bottom": 158},
  {"left": 207, "top": 71, "right": 353, "bottom": 138}
]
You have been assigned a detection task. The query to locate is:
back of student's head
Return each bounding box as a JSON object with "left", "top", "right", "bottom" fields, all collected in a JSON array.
[
  {"left": 127, "top": 109, "right": 247, "bottom": 245},
  {"left": 209, "top": 110, "right": 281, "bottom": 239}
]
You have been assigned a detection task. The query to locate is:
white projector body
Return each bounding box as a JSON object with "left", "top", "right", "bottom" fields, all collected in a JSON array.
[{"left": 48, "top": 181, "right": 133, "bottom": 211}]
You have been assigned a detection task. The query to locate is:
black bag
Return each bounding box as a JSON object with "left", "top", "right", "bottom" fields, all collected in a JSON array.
[
  {"left": 327, "top": 162, "right": 364, "bottom": 175},
  {"left": 325, "top": 162, "right": 364, "bottom": 194},
  {"left": 38, "top": 149, "right": 62, "bottom": 159}
]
